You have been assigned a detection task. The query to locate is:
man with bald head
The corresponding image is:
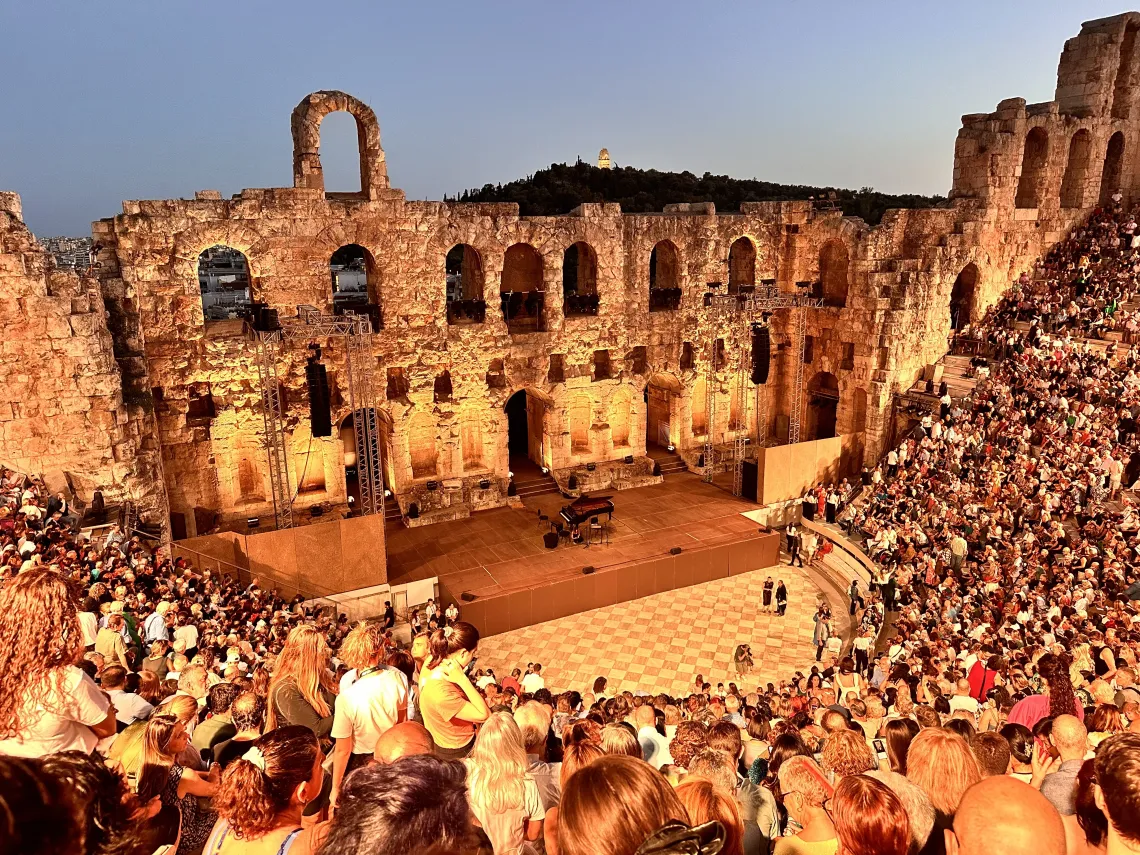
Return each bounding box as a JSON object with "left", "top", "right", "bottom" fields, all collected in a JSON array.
[
  {"left": 1040, "top": 714, "right": 1088, "bottom": 817},
  {"left": 946, "top": 777, "right": 1065, "bottom": 855},
  {"left": 372, "top": 721, "right": 435, "bottom": 764}
]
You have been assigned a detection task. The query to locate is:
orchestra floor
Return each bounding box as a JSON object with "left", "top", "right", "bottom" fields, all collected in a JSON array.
[{"left": 384, "top": 471, "right": 770, "bottom": 602}]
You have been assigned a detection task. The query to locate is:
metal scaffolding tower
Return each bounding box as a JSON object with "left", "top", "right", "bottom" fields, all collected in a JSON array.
[
  {"left": 701, "top": 282, "right": 823, "bottom": 495},
  {"left": 252, "top": 305, "right": 385, "bottom": 530}
]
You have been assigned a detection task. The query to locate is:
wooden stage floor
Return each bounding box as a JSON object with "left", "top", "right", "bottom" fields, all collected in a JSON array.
[{"left": 385, "top": 472, "right": 769, "bottom": 601}]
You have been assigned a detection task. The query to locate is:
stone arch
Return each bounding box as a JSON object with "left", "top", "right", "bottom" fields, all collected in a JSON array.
[
  {"left": 1112, "top": 21, "right": 1140, "bottom": 120},
  {"left": 568, "top": 394, "right": 592, "bottom": 454},
  {"left": 197, "top": 245, "right": 252, "bottom": 323},
  {"left": 818, "top": 240, "right": 850, "bottom": 307},
  {"left": 563, "top": 241, "right": 599, "bottom": 316},
  {"left": 329, "top": 244, "right": 380, "bottom": 323},
  {"left": 446, "top": 243, "right": 485, "bottom": 301},
  {"left": 806, "top": 372, "right": 839, "bottom": 441},
  {"left": 406, "top": 411, "right": 438, "bottom": 479},
  {"left": 728, "top": 236, "right": 756, "bottom": 294},
  {"left": 1015, "top": 127, "right": 1049, "bottom": 209},
  {"left": 610, "top": 387, "right": 633, "bottom": 448},
  {"left": 291, "top": 90, "right": 389, "bottom": 197},
  {"left": 950, "top": 263, "right": 978, "bottom": 331},
  {"left": 502, "top": 243, "right": 544, "bottom": 293},
  {"left": 1060, "top": 129, "right": 1094, "bottom": 208},
  {"left": 1099, "top": 131, "right": 1126, "bottom": 207}
]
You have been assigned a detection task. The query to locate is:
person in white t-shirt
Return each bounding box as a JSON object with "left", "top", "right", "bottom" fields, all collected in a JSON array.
[
  {"left": 0, "top": 569, "right": 117, "bottom": 757},
  {"left": 521, "top": 664, "right": 546, "bottom": 695},
  {"left": 947, "top": 678, "right": 980, "bottom": 718},
  {"left": 330, "top": 621, "right": 409, "bottom": 812}
]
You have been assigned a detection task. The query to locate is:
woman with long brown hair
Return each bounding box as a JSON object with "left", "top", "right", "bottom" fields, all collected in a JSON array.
[
  {"left": 266, "top": 626, "right": 337, "bottom": 739},
  {"left": 544, "top": 740, "right": 604, "bottom": 855},
  {"left": 830, "top": 774, "right": 910, "bottom": 855},
  {"left": 417, "top": 621, "right": 489, "bottom": 759},
  {"left": 136, "top": 714, "right": 219, "bottom": 855},
  {"left": 0, "top": 569, "right": 117, "bottom": 756},
  {"left": 204, "top": 725, "right": 325, "bottom": 854},
  {"left": 1008, "top": 652, "right": 1083, "bottom": 729}
]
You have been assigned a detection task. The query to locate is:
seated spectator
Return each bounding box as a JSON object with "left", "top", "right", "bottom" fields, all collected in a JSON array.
[
  {"left": 884, "top": 719, "right": 920, "bottom": 776},
  {"left": 0, "top": 569, "right": 115, "bottom": 757},
  {"left": 774, "top": 755, "right": 837, "bottom": 855},
  {"left": 1092, "top": 732, "right": 1140, "bottom": 855},
  {"left": 213, "top": 692, "right": 266, "bottom": 769},
  {"left": 947, "top": 777, "right": 1065, "bottom": 855},
  {"left": 102, "top": 665, "right": 155, "bottom": 727},
  {"left": 515, "top": 700, "right": 561, "bottom": 811},
  {"left": 830, "top": 774, "right": 910, "bottom": 855},
  {"left": 600, "top": 722, "right": 642, "bottom": 758},
  {"left": 316, "top": 755, "right": 476, "bottom": 855},
  {"left": 372, "top": 720, "right": 435, "bottom": 764},
  {"left": 1040, "top": 715, "right": 1089, "bottom": 818},
  {"left": 192, "top": 682, "right": 239, "bottom": 754},
  {"left": 970, "top": 731, "right": 1011, "bottom": 779},
  {"left": 206, "top": 725, "right": 324, "bottom": 854},
  {"left": 545, "top": 739, "right": 605, "bottom": 855},
  {"left": 676, "top": 775, "right": 745, "bottom": 855},
  {"left": 559, "top": 754, "right": 692, "bottom": 855},
  {"left": 464, "top": 711, "right": 545, "bottom": 853},
  {"left": 906, "top": 728, "right": 981, "bottom": 846},
  {"left": 866, "top": 770, "right": 936, "bottom": 854},
  {"left": 820, "top": 730, "right": 877, "bottom": 781},
  {"left": 135, "top": 714, "right": 219, "bottom": 855}
]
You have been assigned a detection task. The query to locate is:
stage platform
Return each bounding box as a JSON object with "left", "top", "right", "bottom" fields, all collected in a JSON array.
[{"left": 386, "top": 471, "right": 782, "bottom": 635}]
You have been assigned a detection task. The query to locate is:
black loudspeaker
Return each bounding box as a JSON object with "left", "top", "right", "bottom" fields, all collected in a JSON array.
[
  {"left": 742, "top": 459, "right": 759, "bottom": 501},
  {"left": 670, "top": 547, "right": 683, "bottom": 555},
  {"left": 305, "top": 362, "right": 332, "bottom": 437},
  {"left": 751, "top": 324, "right": 771, "bottom": 385},
  {"left": 460, "top": 592, "right": 477, "bottom": 602},
  {"left": 582, "top": 566, "right": 596, "bottom": 575},
  {"left": 567, "top": 474, "right": 578, "bottom": 490},
  {"left": 407, "top": 502, "right": 420, "bottom": 519},
  {"left": 543, "top": 532, "right": 559, "bottom": 549}
]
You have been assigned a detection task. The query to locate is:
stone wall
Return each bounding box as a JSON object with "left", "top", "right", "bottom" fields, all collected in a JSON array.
[
  {"left": 3, "top": 13, "right": 1139, "bottom": 539},
  {"left": 0, "top": 192, "right": 163, "bottom": 517}
]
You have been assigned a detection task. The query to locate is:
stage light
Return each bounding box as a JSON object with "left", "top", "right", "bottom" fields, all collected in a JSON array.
[
  {"left": 247, "top": 517, "right": 260, "bottom": 529},
  {"left": 541, "top": 466, "right": 549, "bottom": 475},
  {"left": 667, "top": 444, "right": 675, "bottom": 452},
  {"left": 383, "top": 489, "right": 392, "bottom": 498},
  {"left": 508, "top": 470, "right": 515, "bottom": 479}
]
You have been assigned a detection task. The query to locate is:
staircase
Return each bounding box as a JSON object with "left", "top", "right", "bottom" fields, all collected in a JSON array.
[
  {"left": 653, "top": 450, "right": 688, "bottom": 476},
  {"left": 383, "top": 498, "right": 402, "bottom": 523},
  {"left": 513, "top": 470, "right": 560, "bottom": 499}
]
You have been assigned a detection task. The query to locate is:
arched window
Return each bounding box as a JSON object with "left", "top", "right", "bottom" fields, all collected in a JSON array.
[
  {"left": 1060, "top": 130, "right": 1093, "bottom": 208},
  {"left": 1015, "top": 127, "right": 1050, "bottom": 209},
  {"left": 568, "top": 395, "right": 592, "bottom": 453},
  {"left": 728, "top": 237, "right": 756, "bottom": 295},
  {"left": 407, "top": 412, "right": 438, "bottom": 479},
  {"left": 950, "top": 263, "right": 978, "bottom": 331},
  {"left": 610, "top": 388, "right": 632, "bottom": 448},
  {"left": 818, "top": 240, "right": 850, "bottom": 307},
  {"left": 1099, "top": 132, "right": 1126, "bottom": 207},
  {"left": 446, "top": 244, "right": 486, "bottom": 325},
  {"left": 501, "top": 243, "right": 545, "bottom": 333},
  {"left": 563, "top": 242, "right": 599, "bottom": 316},
  {"left": 316, "top": 110, "right": 364, "bottom": 194},
  {"left": 330, "top": 244, "right": 381, "bottom": 329},
  {"left": 649, "top": 240, "right": 681, "bottom": 311},
  {"left": 1112, "top": 22, "right": 1139, "bottom": 120},
  {"left": 197, "top": 245, "right": 251, "bottom": 324}
]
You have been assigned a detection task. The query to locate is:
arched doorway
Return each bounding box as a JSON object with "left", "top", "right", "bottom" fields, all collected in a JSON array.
[
  {"left": 649, "top": 240, "right": 681, "bottom": 311},
  {"left": 1099, "top": 132, "right": 1126, "bottom": 207},
  {"left": 197, "top": 245, "right": 251, "bottom": 323},
  {"left": 645, "top": 373, "right": 681, "bottom": 449},
  {"left": 505, "top": 389, "right": 547, "bottom": 468},
  {"left": 501, "top": 243, "right": 545, "bottom": 333},
  {"left": 446, "top": 243, "right": 486, "bottom": 325},
  {"left": 818, "top": 240, "right": 850, "bottom": 307},
  {"left": 807, "top": 372, "right": 839, "bottom": 441},
  {"left": 950, "top": 263, "right": 978, "bottom": 331},
  {"left": 563, "top": 242, "right": 599, "bottom": 316},
  {"left": 330, "top": 244, "right": 381, "bottom": 328}
]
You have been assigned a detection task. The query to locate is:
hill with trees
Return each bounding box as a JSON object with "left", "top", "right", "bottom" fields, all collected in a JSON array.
[{"left": 452, "top": 160, "right": 946, "bottom": 226}]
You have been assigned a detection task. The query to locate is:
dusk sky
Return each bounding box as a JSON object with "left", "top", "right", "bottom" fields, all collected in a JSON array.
[{"left": 0, "top": 1, "right": 1127, "bottom": 236}]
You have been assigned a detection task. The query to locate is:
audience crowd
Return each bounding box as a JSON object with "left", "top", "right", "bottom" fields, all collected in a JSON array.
[{"left": 5, "top": 205, "right": 1140, "bottom": 855}]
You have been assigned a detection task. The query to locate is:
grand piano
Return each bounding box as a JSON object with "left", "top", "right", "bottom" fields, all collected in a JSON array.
[{"left": 558, "top": 494, "right": 615, "bottom": 527}]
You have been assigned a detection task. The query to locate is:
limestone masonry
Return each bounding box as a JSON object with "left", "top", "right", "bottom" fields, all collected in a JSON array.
[{"left": 3, "top": 14, "right": 1140, "bottom": 539}]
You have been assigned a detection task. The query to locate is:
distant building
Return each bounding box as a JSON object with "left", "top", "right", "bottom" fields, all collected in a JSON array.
[
  {"left": 39, "top": 236, "right": 93, "bottom": 270},
  {"left": 597, "top": 148, "right": 612, "bottom": 169}
]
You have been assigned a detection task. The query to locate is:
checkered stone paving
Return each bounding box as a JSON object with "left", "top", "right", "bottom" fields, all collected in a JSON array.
[{"left": 473, "top": 566, "right": 829, "bottom": 698}]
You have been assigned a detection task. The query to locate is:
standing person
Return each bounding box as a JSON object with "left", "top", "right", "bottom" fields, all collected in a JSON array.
[
  {"left": 465, "top": 712, "right": 546, "bottom": 854},
  {"left": 762, "top": 577, "right": 775, "bottom": 613},
  {"left": 813, "top": 610, "right": 832, "bottom": 662},
  {"left": 825, "top": 487, "right": 840, "bottom": 524},
  {"left": 418, "top": 622, "right": 490, "bottom": 759},
  {"left": 776, "top": 581, "right": 789, "bottom": 617},
  {"left": 734, "top": 644, "right": 752, "bottom": 677},
  {"left": 381, "top": 600, "right": 395, "bottom": 630},
  {"left": 266, "top": 625, "right": 338, "bottom": 740},
  {"left": 96, "top": 613, "right": 132, "bottom": 670},
  {"left": 787, "top": 524, "right": 803, "bottom": 567},
  {"left": 852, "top": 628, "right": 874, "bottom": 677},
  {"left": 0, "top": 569, "right": 116, "bottom": 757},
  {"left": 848, "top": 579, "right": 863, "bottom": 617},
  {"left": 329, "top": 621, "right": 409, "bottom": 813}
]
